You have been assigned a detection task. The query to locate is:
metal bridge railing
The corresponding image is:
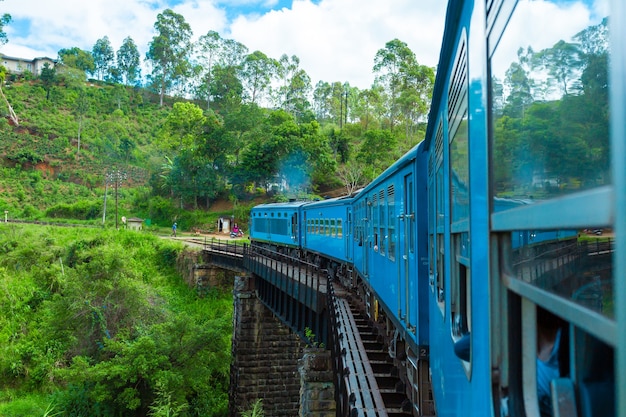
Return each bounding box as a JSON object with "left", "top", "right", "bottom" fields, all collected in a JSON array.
[
  {"left": 245, "top": 243, "right": 328, "bottom": 346},
  {"left": 202, "top": 237, "right": 247, "bottom": 257}
]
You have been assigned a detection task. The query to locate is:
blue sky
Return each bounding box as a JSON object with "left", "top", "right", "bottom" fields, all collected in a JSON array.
[{"left": 0, "top": 0, "right": 608, "bottom": 90}]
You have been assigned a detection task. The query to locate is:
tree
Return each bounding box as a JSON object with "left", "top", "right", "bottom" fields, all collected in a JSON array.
[
  {"left": 240, "top": 50, "right": 277, "bottom": 105},
  {"left": 58, "top": 47, "right": 95, "bottom": 74},
  {"left": 0, "top": 3, "right": 10, "bottom": 46},
  {"left": 534, "top": 40, "right": 582, "bottom": 97},
  {"left": 194, "top": 30, "right": 222, "bottom": 110},
  {"left": 161, "top": 102, "right": 206, "bottom": 151},
  {"left": 353, "top": 85, "right": 385, "bottom": 130},
  {"left": 146, "top": 9, "right": 193, "bottom": 106},
  {"left": 0, "top": 65, "right": 18, "bottom": 125},
  {"left": 373, "top": 39, "right": 418, "bottom": 132},
  {"left": 210, "top": 63, "right": 243, "bottom": 113},
  {"left": 92, "top": 36, "right": 115, "bottom": 81},
  {"left": 276, "top": 54, "right": 312, "bottom": 120},
  {"left": 40, "top": 62, "right": 56, "bottom": 100},
  {"left": 356, "top": 129, "right": 399, "bottom": 179},
  {"left": 397, "top": 61, "right": 434, "bottom": 144},
  {"left": 117, "top": 36, "right": 141, "bottom": 86},
  {"left": 73, "top": 87, "right": 90, "bottom": 155},
  {"left": 312, "top": 81, "right": 351, "bottom": 126},
  {"left": 337, "top": 160, "right": 365, "bottom": 195}
]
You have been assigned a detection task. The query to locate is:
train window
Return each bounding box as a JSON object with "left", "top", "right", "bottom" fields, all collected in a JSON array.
[
  {"left": 326, "top": 219, "right": 331, "bottom": 236},
  {"left": 373, "top": 195, "right": 379, "bottom": 252},
  {"left": 490, "top": 1, "right": 615, "bottom": 416},
  {"left": 337, "top": 219, "right": 343, "bottom": 238},
  {"left": 491, "top": 0, "right": 613, "bottom": 325},
  {"left": 451, "top": 234, "right": 471, "bottom": 366},
  {"left": 330, "top": 219, "right": 336, "bottom": 237},
  {"left": 449, "top": 33, "right": 469, "bottom": 226}
]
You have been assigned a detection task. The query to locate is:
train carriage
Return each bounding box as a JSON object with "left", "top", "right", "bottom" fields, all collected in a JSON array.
[
  {"left": 351, "top": 142, "right": 429, "bottom": 355},
  {"left": 424, "top": 0, "right": 625, "bottom": 416},
  {"left": 300, "top": 195, "right": 354, "bottom": 275},
  {"left": 246, "top": 0, "right": 625, "bottom": 415},
  {"left": 249, "top": 201, "right": 308, "bottom": 253}
]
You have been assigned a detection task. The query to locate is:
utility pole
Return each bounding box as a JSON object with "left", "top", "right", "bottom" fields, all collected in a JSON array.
[
  {"left": 105, "top": 169, "right": 127, "bottom": 229},
  {"left": 102, "top": 179, "right": 109, "bottom": 225}
]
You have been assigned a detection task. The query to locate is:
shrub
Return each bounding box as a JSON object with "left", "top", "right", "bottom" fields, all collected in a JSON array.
[{"left": 45, "top": 200, "right": 101, "bottom": 220}]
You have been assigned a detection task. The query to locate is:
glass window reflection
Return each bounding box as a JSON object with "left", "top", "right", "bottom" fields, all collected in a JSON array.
[
  {"left": 491, "top": 0, "right": 610, "bottom": 198},
  {"left": 491, "top": 0, "right": 613, "bottom": 319}
]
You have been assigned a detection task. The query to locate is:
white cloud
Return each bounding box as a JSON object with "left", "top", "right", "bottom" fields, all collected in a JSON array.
[
  {"left": 492, "top": 0, "right": 608, "bottom": 81},
  {"left": 0, "top": 0, "right": 446, "bottom": 89},
  {"left": 228, "top": 0, "right": 447, "bottom": 88}
]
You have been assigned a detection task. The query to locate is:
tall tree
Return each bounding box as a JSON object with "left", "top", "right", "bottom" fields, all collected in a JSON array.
[
  {"left": 276, "top": 54, "right": 312, "bottom": 119},
  {"left": 210, "top": 63, "right": 243, "bottom": 113},
  {"left": 92, "top": 36, "right": 115, "bottom": 81},
  {"left": 534, "top": 40, "right": 582, "bottom": 96},
  {"left": 397, "top": 61, "right": 434, "bottom": 144},
  {"left": 373, "top": 39, "right": 416, "bottom": 132},
  {"left": 194, "top": 30, "right": 222, "bottom": 110},
  {"left": 312, "top": 81, "right": 332, "bottom": 121},
  {"left": 117, "top": 36, "right": 141, "bottom": 86},
  {"left": 239, "top": 50, "right": 277, "bottom": 105},
  {"left": 73, "top": 87, "right": 89, "bottom": 155},
  {"left": 146, "top": 9, "right": 193, "bottom": 106}
]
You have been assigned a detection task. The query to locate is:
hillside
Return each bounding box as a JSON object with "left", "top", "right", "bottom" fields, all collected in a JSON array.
[{"left": 0, "top": 62, "right": 427, "bottom": 231}]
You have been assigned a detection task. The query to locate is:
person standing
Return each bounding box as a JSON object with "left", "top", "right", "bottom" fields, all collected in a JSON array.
[{"left": 172, "top": 222, "right": 177, "bottom": 237}]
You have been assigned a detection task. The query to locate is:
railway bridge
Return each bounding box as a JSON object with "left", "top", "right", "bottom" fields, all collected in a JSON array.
[{"left": 189, "top": 237, "right": 415, "bottom": 417}]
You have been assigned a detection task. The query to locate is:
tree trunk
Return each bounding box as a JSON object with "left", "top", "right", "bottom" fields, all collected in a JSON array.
[{"left": 0, "top": 86, "right": 18, "bottom": 126}]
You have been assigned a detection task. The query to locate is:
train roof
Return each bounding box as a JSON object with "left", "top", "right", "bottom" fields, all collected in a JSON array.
[
  {"left": 251, "top": 200, "right": 311, "bottom": 210},
  {"left": 301, "top": 194, "right": 355, "bottom": 208}
]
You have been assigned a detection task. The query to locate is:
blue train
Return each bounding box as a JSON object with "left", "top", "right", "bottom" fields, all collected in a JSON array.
[{"left": 250, "top": 0, "right": 625, "bottom": 416}]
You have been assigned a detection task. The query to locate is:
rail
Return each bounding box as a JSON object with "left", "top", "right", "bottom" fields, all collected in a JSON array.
[{"left": 328, "top": 282, "right": 389, "bottom": 417}]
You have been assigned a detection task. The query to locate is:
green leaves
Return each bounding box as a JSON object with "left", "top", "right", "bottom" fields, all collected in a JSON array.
[{"left": 0, "top": 225, "right": 233, "bottom": 415}]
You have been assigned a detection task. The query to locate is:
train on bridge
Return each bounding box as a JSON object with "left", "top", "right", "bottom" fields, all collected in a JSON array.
[{"left": 249, "top": 0, "right": 625, "bottom": 416}]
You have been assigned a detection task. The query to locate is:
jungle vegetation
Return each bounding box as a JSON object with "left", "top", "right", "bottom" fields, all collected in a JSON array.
[
  {"left": 0, "top": 8, "right": 436, "bottom": 233},
  {"left": 0, "top": 224, "right": 232, "bottom": 416}
]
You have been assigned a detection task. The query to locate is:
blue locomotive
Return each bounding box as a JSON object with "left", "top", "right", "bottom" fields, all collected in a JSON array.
[{"left": 249, "top": 0, "right": 625, "bottom": 416}]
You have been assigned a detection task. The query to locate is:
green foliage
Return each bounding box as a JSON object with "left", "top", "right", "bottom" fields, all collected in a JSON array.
[
  {"left": 240, "top": 399, "right": 264, "bottom": 417},
  {"left": 45, "top": 200, "right": 101, "bottom": 220},
  {"left": 0, "top": 224, "right": 233, "bottom": 416}
]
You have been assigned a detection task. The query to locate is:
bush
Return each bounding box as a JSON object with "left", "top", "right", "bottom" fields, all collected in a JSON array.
[{"left": 45, "top": 200, "right": 101, "bottom": 220}]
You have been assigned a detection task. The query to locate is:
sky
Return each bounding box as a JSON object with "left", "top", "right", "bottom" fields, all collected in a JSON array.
[{"left": 0, "top": 0, "right": 448, "bottom": 90}]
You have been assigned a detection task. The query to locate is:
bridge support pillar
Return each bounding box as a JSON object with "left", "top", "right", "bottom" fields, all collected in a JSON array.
[
  {"left": 299, "top": 348, "right": 336, "bottom": 417},
  {"left": 229, "top": 274, "right": 307, "bottom": 417}
]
